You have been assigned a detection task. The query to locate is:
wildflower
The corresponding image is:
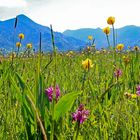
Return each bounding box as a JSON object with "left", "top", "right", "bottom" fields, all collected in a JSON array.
[
  {"left": 131, "top": 94, "right": 137, "bottom": 99},
  {"left": 16, "top": 42, "right": 21, "bottom": 48},
  {"left": 27, "top": 43, "right": 32, "bottom": 49},
  {"left": 107, "top": 16, "right": 115, "bottom": 25},
  {"left": 18, "top": 33, "right": 24, "bottom": 39},
  {"left": 123, "top": 56, "right": 130, "bottom": 65},
  {"left": 124, "top": 92, "right": 138, "bottom": 99},
  {"left": 87, "top": 46, "right": 92, "bottom": 52},
  {"left": 88, "top": 35, "right": 93, "bottom": 40},
  {"left": 72, "top": 104, "right": 90, "bottom": 124},
  {"left": 96, "top": 51, "right": 100, "bottom": 54},
  {"left": 66, "top": 51, "right": 74, "bottom": 57},
  {"left": 114, "top": 68, "right": 122, "bottom": 79},
  {"left": 45, "top": 84, "right": 60, "bottom": 102},
  {"left": 124, "top": 92, "right": 132, "bottom": 98},
  {"left": 103, "top": 27, "right": 110, "bottom": 35},
  {"left": 134, "top": 46, "right": 139, "bottom": 51},
  {"left": 82, "top": 58, "right": 93, "bottom": 70},
  {"left": 102, "top": 49, "right": 107, "bottom": 53},
  {"left": 136, "top": 85, "right": 140, "bottom": 96},
  {"left": 116, "top": 44, "right": 124, "bottom": 51},
  {"left": 10, "top": 52, "right": 16, "bottom": 59}
]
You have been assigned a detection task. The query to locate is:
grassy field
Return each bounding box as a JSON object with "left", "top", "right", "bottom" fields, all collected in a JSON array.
[
  {"left": 0, "top": 50, "right": 140, "bottom": 140},
  {"left": 0, "top": 17, "right": 140, "bottom": 140}
]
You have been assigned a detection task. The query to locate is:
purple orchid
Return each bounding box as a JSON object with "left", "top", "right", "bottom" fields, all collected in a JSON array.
[
  {"left": 45, "top": 84, "right": 60, "bottom": 102},
  {"left": 72, "top": 104, "right": 90, "bottom": 124}
]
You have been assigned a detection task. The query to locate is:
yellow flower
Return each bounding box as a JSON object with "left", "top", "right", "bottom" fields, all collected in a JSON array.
[
  {"left": 107, "top": 16, "right": 115, "bottom": 25},
  {"left": 123, "top": 56, "right": 130, "bottom": 65},
  {"left": 134, "top": 46, "right": 139, "bottom": 51},
  {"left": 102, "top": 49, "right": 107, "bottom": 53},
  {"left": 131, "top": 94, "right": 137, "bottom": 99},
  {"left": 10, "top": 52, "right": 16, "bottom": 59},
  {"left": 16, "top": 42, "right": 21, "bottom": 48},
  {"left": 116, "top": 44, "right": 124, "bottom": 51},
  {"left": 88, "top": 35, "right": 93, "bottom": 40},
  {"left": 96, "top": 51, "right": 100, "bottom": 54},
  {"left": 102, "top": 27, "right": 110, "bottom": 35},
  {"left": 82, "top": 58, "right": 93, "bottom": 70},
  {"left": 27, "top": 43, "right": 32, "bottom": 49},
  {"left": 18, "top": 33, "right": 24, "bottom": 39}
]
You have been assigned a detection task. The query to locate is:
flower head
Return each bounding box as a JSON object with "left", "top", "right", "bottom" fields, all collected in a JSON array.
[
  {"left": 27, "top": 43, "right": 32, "bottom": 49},
  {"left": 18, "top": 33, "right": 24, "bottom": 39},
  {"left": 88, "top": 35, "right": 93, "bottom": 40},
  {"left": 82, "top": 58, "right": 93, "bottom": 70},
  {"left": 16, "top": 42, "right": 21, "bottom": 48},
  {"left": 107, "top": 16, "right": 115, "bottom": 25},
  {"left": 136, "top": 85, "right": 140, "bottom": 96},
  {"left": 103, "top": 27, "right": 110, "bottom": 35},
  {"left": 114, "top": 68, "right": 122, "bottom": 79},
  {"left": 123, "top": 56, "right": 130, "bottom": 65},
  {"left": 45, "top": 84, "right": 60, "bottom": 102},
  {"left": 72, "top": 104, "right": 90, "bottom": 124},
  {"left": 116, "top": 44, "right": 124, "bottom": 51},
  {"left": 134, "top": 46, "right": 139, "bottom": 51}
]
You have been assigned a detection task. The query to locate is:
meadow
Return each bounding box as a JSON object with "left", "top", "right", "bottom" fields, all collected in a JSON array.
[{"left": 0, "top": 17, "right": 140, "bottom": 140}]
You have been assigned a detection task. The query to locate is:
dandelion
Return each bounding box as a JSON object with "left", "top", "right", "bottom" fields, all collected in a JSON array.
[
  {"left": 103, "top": 27, "right": 110, "bottom": 35},
  {"left": 18, "top": 33, "right": 24, "bottom": 40},
  {"left": 116, "top": 44, "right": 124, "bottom": 51},
  {"left": 107, "top": 16, "right": 115, "bottom": 25},
  {"left": 16, "top": 42, "right": 21, "bottom": 48},
  {"left": 45, "top": 84, "right": 60, "bottom": 102},
  {"left": 72, "top": 104, "right": 90, "bottom": 124},
  {"left": 82, "top": 58, "right": 93, "bottom": 70},
  {"left": 27, "top": 43, "right": 32, "bottom": 49},
  {"left": 114, "top": 68, "right": 122, "bottom": 79}
]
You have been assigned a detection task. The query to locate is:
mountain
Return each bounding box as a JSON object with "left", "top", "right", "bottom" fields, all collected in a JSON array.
[
  {"left": 63, "top": 25, "right": 140, "bottom": 49},
  {"left": 0, "top": 14, "right": 85, "bottom": 52}
]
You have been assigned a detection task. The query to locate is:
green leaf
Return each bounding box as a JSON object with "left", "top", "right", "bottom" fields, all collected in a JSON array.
[{"left": 54, "top": 91, "right": 82, "bottom": 121}]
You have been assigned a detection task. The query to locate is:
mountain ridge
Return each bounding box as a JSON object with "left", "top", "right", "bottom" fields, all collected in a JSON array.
[
  {"left": 0, "top": 14, "right": 85, "bottom": 52},
  {"left": 63, "top": 25, "right": 140, "bottom": 49}
]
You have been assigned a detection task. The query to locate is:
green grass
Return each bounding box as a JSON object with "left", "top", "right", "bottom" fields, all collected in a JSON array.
[{"left": 0, "top": 51, "right": 140, "bottom": 140}]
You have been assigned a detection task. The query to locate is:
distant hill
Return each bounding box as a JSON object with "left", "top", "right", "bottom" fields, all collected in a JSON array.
[
  {"left": 0, "top": 14, "right": 85, "bottom": 52},
  {"left": 63, "top": 25, "right": 140, "bottom": 49}
]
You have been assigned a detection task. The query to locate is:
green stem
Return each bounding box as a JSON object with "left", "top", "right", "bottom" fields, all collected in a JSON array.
[
  {"left": 74, "top": 122, "right": 80, "bottom": 140},
  {"left": 106, "top": 35, "right": 111, "bottom": 49},
  {"left": 112, "top": 24, "right": 116, "bottom": 64}
]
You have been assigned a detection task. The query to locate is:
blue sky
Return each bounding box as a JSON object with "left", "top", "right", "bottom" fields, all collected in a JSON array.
[{"left": 0, "top": 0, "right": 140, "bottom": 32}]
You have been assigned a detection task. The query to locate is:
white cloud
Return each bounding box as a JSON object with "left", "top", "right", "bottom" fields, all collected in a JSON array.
[
  {"left": 0, "top": 0, "right": 27, "bottom": 8},
  {"left": 1, "top": 0, "right": 140, "bottom": 32}
]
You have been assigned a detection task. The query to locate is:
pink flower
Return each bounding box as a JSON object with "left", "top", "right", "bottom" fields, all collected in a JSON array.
[
  {"left": 114, "top": 69, "right": 122, "bottom": 79},
  {"left": 72, "top": 104, "right": 90, "bottom": 124},
  {"left": 45, "top": 84, "right": 60, "bottom": 102},
  {"left": 136, "top": 85, "right": 140, "bottom": 96}
]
